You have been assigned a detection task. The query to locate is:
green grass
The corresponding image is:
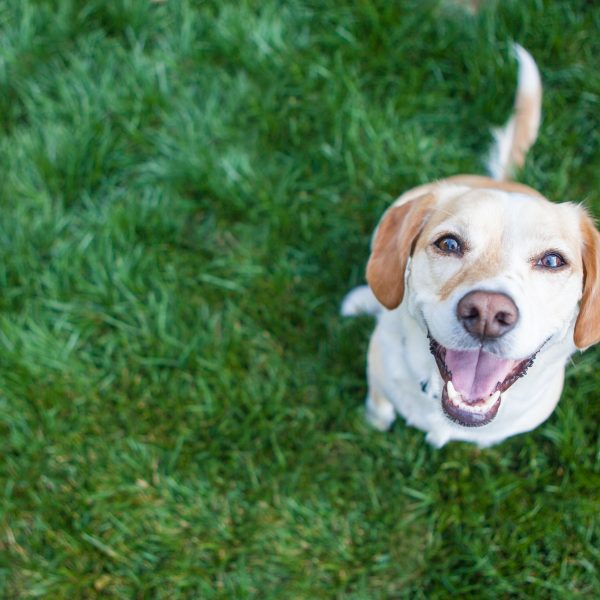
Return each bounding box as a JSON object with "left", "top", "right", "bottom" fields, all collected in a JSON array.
[{"left": 1, "top": 0, "right": 599, "bottom": 597}]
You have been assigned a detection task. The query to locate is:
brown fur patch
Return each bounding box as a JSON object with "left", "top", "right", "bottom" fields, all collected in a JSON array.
[
  {"left": 366, "top": 193, "right": 435, "bottom": 309},
  {"left": 574, "top": 210, "right": 600, "bottom": 348},
  {"left": 511, "top": 89, "right": 542, "bottom": 173},
  {"left": 438, "top": 244, "right": 505, "bottom": 301}
]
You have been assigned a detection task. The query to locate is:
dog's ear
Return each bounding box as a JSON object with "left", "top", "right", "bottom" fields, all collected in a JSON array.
[
  {"left": 574, "top": 210, "right": 600, "bottom": 348},
  {"left": 366, "top": 193, "right": 434, "bottom": 309}
]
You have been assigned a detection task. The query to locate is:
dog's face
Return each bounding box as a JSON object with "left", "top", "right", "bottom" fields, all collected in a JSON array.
[{"left": 367, "top": 184, "right": 600, "bottom": 427}]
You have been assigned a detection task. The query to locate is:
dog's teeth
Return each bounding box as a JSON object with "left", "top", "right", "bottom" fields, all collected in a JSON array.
[
  {"left": 446, "top": 381, "right": 460, "bottom": 402},
  {"left": 446, "top": 381, "right": 501, "bottom": 411}
]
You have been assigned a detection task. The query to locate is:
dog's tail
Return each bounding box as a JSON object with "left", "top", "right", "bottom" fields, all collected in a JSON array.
[
  {"left": 487, "top": 44, "right": 542, "bottom": 181},
  {"left": 340, "top": 285, "right": 383, "bottom": 318}
]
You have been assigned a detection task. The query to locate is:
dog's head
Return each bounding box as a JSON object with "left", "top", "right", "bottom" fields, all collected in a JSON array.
[{"left": 366, "top": 181, "right": 600, "bottom": 427}]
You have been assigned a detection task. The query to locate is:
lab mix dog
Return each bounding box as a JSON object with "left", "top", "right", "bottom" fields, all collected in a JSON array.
[{"left": 342, "top": 46, "right": 600, "bottom": 447}]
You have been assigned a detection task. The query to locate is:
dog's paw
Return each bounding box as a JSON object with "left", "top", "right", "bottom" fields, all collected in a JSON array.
[{"left": 365, "top": 401, "right": 396, "bottom": 431}]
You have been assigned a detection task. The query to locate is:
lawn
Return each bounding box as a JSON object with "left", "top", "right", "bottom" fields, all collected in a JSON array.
[{"left": 1, "top": 0, "right": 599, "bottom": 597}]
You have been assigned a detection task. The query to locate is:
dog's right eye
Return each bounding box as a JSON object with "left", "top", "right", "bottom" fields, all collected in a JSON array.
[{"left": 434, "top": 235, "right": 462, "bottom": 255}]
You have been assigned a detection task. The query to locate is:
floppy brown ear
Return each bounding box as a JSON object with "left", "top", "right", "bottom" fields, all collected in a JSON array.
[
  {"left": 366, "top": 193, "right": 434, "bottom": 309},
  {"left": 574, "top": 210, "right": 600, "bottom": 348}
]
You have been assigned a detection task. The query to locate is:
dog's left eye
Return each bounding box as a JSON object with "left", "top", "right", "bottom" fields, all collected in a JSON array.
[
  {"left": 434, "top": 235, "right": 462, "bottom": 255},
  {"left": 536, "top": 252, "right": 566, "bottom": 269}
]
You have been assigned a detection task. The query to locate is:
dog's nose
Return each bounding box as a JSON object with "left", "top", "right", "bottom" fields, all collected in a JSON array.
[{"left": 457, "top": 291, "right": 518, "bottom": 339}]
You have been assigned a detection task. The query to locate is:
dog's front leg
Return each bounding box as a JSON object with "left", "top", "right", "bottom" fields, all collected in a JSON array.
[{"left": 365, "top": 386, "right": 397, "bottom": 431}]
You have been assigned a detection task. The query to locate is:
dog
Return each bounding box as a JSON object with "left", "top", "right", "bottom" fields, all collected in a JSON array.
[{"left": 342, "top": 46, "right": 600, "bottom": 447}]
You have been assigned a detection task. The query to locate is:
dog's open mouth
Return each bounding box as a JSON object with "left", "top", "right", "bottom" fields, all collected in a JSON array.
[{"left": 429, "top": 337, "right": 537, "bottom": 427}]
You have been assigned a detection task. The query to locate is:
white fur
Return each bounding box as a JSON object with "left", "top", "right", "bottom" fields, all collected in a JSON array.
[{"left": 340, "top": 285, "right": 381, "bottom": 317}]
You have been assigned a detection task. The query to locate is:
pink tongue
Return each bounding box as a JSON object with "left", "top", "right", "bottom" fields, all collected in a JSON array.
[{"left": 445, "top": 349, "right": 517, "bottom": 401}]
